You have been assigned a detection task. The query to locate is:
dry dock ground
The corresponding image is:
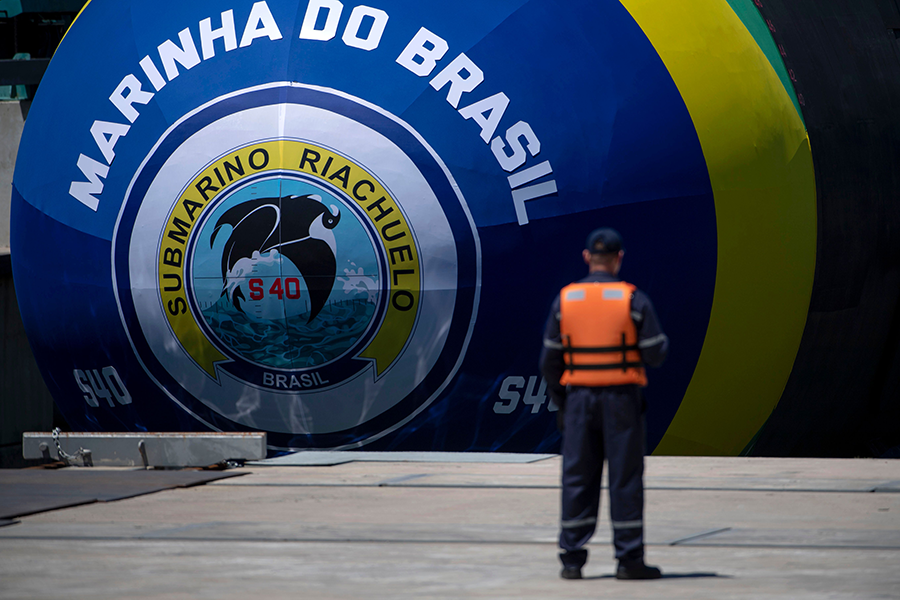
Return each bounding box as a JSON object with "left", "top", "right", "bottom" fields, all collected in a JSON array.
[{"left": 1, "top": 455, "right": 899, "bottom": 599}]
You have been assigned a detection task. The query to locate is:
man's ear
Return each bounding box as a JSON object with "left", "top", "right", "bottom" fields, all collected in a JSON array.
[
  {"left": 614, "top": 250, "right": 625, "bottom": 274},
  {"left": 582, "top": 249, "right": 592, "bottom": 265}
]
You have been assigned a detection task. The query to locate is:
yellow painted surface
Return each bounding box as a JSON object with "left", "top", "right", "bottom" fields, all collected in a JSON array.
[{"left": 620, "top": 0, "right": 817, "bottom": 454}]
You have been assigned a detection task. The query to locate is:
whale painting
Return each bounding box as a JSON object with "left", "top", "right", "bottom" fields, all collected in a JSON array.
[{"left": 210, "top": 194, "right": 341, "bottom": 321}]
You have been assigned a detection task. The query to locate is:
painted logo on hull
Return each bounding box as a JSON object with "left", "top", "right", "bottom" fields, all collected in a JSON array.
[
  {"left": 113, "top": 84, "right": 480, "bottom": 447},
  {"left": 14, "top": 0, "right": 743, "bottom": 454}
]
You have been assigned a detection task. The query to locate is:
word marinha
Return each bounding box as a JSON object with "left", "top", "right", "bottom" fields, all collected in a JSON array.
[{"left": 68, "top": 0, "right": 556, "bottom": 226}]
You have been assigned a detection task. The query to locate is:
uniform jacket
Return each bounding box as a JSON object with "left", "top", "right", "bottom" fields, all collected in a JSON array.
[{"left": 539, "top": 271, "right": 668, "bottom": 409}]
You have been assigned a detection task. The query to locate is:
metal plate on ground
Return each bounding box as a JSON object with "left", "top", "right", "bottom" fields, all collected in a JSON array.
[
  {"left": 253, "top": 452, "right": 557, "bottom": 467},
  {"left": 873, "top": 480, "right": 900, "bottom": 493},
  {"left": 0, "top": 469, "right": 246, "bottom": 520}
]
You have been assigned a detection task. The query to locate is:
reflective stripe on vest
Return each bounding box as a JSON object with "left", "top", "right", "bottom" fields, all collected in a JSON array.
[{"left": 558, "top": 281, "right": 648, "bottom": 387}]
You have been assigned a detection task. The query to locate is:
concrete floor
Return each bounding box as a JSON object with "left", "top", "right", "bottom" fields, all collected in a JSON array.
[{"left": 1, "top": 455, "right": 899, "bottom": 599}]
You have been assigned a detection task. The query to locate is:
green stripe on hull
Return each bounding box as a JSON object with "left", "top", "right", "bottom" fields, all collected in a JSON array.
[{"left": 725, "top": 0, "right": 806, "bottom": 127}]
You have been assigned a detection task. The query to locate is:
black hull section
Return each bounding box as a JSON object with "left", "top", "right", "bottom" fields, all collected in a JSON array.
[{"left": 751, "top": 0, "right": 900, "bottom": 457}]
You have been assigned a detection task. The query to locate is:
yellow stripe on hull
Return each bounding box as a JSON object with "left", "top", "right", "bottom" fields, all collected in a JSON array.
[{"left": 620, "top": 0, "right": 817, "bottom": 455}]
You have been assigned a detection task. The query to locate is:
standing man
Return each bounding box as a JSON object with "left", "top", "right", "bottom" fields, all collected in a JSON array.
[{"left": 540, "top": 227, "right": 668, "bottom": 580}]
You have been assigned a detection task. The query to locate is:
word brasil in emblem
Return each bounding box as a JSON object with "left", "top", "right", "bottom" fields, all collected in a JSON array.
[{"left": 156, "top": 139, "right": 421, "bottom": 390}]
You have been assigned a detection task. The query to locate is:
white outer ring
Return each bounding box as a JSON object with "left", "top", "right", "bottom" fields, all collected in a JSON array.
[{"left": 112, "top": 83, "right": 482, "bottom": 447}]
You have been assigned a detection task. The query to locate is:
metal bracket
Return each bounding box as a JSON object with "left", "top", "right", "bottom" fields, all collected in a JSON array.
[{"left": 138, "top": 440, "right": 149, "bottom": 468}]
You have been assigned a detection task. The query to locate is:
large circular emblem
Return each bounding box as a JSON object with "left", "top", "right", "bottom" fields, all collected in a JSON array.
[{"left": 112, "top": 83, "right": 480, "bottom": 448}]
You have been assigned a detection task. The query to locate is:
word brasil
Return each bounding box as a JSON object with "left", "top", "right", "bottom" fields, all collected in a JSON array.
[{"left": 69, "top": 0, "right": 556, "bottom": 225}]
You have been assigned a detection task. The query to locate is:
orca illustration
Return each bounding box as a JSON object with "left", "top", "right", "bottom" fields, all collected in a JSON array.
[{"left": 209, "top": 194, "right": 341, "bottom": 322}]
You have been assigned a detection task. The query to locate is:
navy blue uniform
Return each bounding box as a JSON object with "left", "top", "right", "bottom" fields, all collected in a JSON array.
[{"left": 540, "top": 271, "right": 668, "bottom": 570}]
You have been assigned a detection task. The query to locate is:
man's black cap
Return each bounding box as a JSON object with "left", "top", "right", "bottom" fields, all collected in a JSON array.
[{"left": 586, "top": 228, "right": 624, "bottom": 254}]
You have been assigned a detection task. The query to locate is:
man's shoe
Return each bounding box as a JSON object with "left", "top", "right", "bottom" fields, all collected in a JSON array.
[
  {"left": 616, "top": 561, "right": 662, "bottom": 580},
  {"left": 560, "top": 567, "right": 582, "bottom": 580}
]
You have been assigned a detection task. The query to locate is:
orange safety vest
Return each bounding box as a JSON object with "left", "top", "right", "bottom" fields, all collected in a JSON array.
[{"left": 558, "top": 281, "right": 647, "bottom": 387}]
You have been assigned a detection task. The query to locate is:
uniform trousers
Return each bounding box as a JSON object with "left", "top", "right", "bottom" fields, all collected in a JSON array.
[{"left": 559, "top": 385, "right": 646, "bottom": 569}]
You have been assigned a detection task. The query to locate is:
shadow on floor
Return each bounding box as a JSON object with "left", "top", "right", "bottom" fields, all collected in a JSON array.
[{"left": 583, "top": 572, "right": 727, "bottom": 580}]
